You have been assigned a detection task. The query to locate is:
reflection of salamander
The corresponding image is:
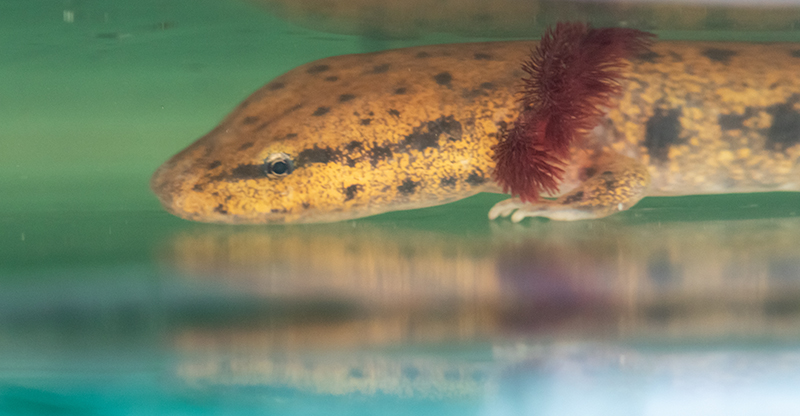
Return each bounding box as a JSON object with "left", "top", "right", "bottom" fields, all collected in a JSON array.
[{"left": 152, "top": 33, "right": 800, "bottom": 224}]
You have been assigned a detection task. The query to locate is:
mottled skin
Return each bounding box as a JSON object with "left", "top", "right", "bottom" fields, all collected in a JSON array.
[{"left": 151, "top": 41, "right": 800, "bottom": 224}]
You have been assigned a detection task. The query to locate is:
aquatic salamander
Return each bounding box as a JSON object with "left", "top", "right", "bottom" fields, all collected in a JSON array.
[{"left": 151, "top": 26, "right": 800, "bottom": 224}]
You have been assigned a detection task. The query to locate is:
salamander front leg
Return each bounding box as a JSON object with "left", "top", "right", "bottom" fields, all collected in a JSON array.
[{"left": 489, "top": 154, "right": 650, "bottom": 222}]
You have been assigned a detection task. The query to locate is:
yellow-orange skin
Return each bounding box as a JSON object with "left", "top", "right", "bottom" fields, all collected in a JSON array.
[{"left": 151, "top": 41, "right": 800, "bottom": 224}]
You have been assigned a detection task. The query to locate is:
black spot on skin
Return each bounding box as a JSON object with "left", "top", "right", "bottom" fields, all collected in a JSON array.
[
  {"left": 388, "top": 109, "right": 400, "bottom": 117},
  {"left": 208, "top": 160, "right": 222, "bottom": 169},
  {"left": 312, "top": 107, "right": 330, "bottom": 116},
  {"left": 360, "top": 118, "right": 372, "bottom": 126},
  {"left": 702, "top": 48, "right": 737, "bottom": 64},
  {"left": 343, "top": 184, "right": 362, "bottom": 201},
  {"left": 296, "top": 145, "right": 341, "bottom": 167},
  {"left": 401, "top": 115, "right": 463, "bottom": 151},
  {"left": 371, "top": 63, "right": 390, "bottom": 73},
  {"left": 285, "top": 133, "right": 298, "bottom": 139},
  {"left": 242, "top": 116, "right": 260, "bottom": 125},
  {"left": 466, "top": 170, "right": 486, "bottom": 185},
  {"left": 307, "top": 64, "right": 330, "bottom": 74},
  {"left": 562, "top": 191, "right": 584, "bottom": 204},
  {"left": 345, "top": 141, "right": 363, "bottom": 151},
  {"left": 416, "top": 51, "right": 430, "bottom": 58},
  {"left": 283, "top": 103, "right": 303, "bottom": 115},
  {"left": 582, "top": 167, "right": 597, "bottom": 180},
  {"left": 637, "top": 51, "right": 661, "bottom": 63},
  {"left": 433, "top": 72, "right": 452, "bottom": 86},
  {"left": 255, "top": 122, "right": 271, "bottom": 132},
  {"left": 599, "top": 171, "right": 616, "bottom": 190},
  {"left": 238, "top": 142, "right": 253, "bottom": 151},
  {"left": 339, "top": 94, "right": 355, "bottom": 102},
  {"left": 719, "top": 111, "right": 749, "bottom": 131},
  {"left": 192, "top": 184, "right": 203, "bottom": 192},
  {"left": 474, "top": 53, "right": 492, "bottom": 60},
  {"left": 394, "top": 87, "right": 407, "bottom": 95},
  {"left": 268, "top": 82, "right": 285, "bottom": 90},
  {"left": 368, "top": 111, "right": 374, "bottom": 116},
  {"left": 368, "top": 144, "right": 393, "bottom": 166},
  {"left": 213, "top": 204, "right": 228, "bottom": 215},
  {"left": 791, "top": 50, "right": 800, "bottom": 58},
  {"left": 325, "top": 76, "right": 339, "bottom": 82},
  {"left": 302, "top": 202, "right": 310, "bottom": 209},
  {"left": 397, "top": 178, "right": 418, "bottom": 195},
  {"left": 229, "top": 164, "right": 265, "bottom": 180},
  {"left": 645, "top": 108, "right": 682, "bottom": 162},
  {"left": 479, "top": 82, "right": 495, "bottom": 90},
  {"left": 766, "top": 103, "right": 800, "bottom": 150},
  {"left": 440, "top": 176, "right": 457, "bottom": 187}
]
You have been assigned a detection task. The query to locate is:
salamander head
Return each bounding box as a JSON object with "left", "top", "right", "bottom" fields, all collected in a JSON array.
[{"left": 151, "top": 44, "right": 516, "bottom": 224}]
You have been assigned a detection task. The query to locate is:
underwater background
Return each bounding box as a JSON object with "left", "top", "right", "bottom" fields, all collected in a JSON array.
[{"left": 3, "top": 0, "right": 800, "bottom": 414}]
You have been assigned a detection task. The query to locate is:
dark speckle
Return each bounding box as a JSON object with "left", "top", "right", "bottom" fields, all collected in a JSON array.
[
  {"left": 440, "top": 176, "right": 457, "bottom": 187},
  {"left": 702, "top": 48, "right": 737, "bottom": 64},
  {"left": 368, "top": 144, "right": 393, "bottom": 166},
  {"left": 312, "top": 107, "right": 330, "bottom": 116},
  {"left": 371, "top": 63, "right": 390, "bottom": 73},
  {"left": 394, "top": 87, "right": 407, "bottom": 95},
  {"left": 296, "top": 145, "right": 341, "bottom": 167},
  {"left": 285, "top": 133, "right": 298, "bottom": 139},
  {"left": 479, "top": 82, "right": 495, "bottom": 90},
  {"left": 242, "top": 116, "right": 260, "bottom": 125},
  {"left": 645, "top": 108, "right": 682, "bottom": 162},
  {"left": 339, "top": 94, "right": 356, "bottom": 102},
  {"left": 401, "top": 115, "right": 462, "bottom": 151},
  {"left": 791, "top": 50, "right": 800, "bottom": 58},
  {"left": 268, "top": 82, "right": 285, "bottom": 90},
  {"left": 325, "top": 75, "right": 339, "bottom": 82},
  {"left": 192, "top": 184, "right": 203, "bottom": 192},
  {"left": 562, "top": 191, "right": 584, "bottom": 204},
  {"left": 474, "top": 53, "right": 492, "bottom": 60},
  {"left": 307, "top": 64, "right": 330, "bottom": 74},
  {"left": 466, "top": 170, "right": 486, "bottom": 185},
  {"left": 360, "top": 118, "right": 372, "bottom": 126},
  {"left": 238, "top": 142, "right": 253, "bottom": 151},
  {"left": 719, "top": 111, "right": 749, "bottom": 131},
  {"left": 302, "top": 202, "right": 311, "bottom": 209},
  {"left": 637, "top": 51, "right": 662, "bottom": 63},
  {"left": 345, "top": 141, "right": 363, "bottom": 151},
  {"left": 766, "top": 103, "right": 800, "bottom": 150},
  {"left": 668, "top": 51, "right": 683, "bottom": 62},
  {"left": 343, "top": 184, "right": 362, "bottom": 201},
  {"left": 208, "top": 160, "right": 222, "bottom": 169},
  {"left": 416, "top": 51, "right": 431, "bottom": 58},
  {"left": 213, "top": 204, "right": 228, "bottom": 215},
  {"left": 229, "top": 164, "right": 265, "bottom": 180},
  {"left": 388, "top": 109, "right": 400, "bottom": 117},
  {"left": 434, "top": 72, "right": 452, "bottom": 86},
  {"left": 397, "top": 179, "right": 418, "bottom": 195},
  {"left": 283, "top": 103, "right": 303, "bottom": 115}
]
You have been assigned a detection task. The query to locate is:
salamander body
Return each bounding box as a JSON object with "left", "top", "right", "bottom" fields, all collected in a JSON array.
[{"left": 151, "top": 40, "right": 800, "bottom": 223}]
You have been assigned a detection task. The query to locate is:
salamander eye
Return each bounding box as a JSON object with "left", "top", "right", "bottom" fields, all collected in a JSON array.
[{"left": 264, "top": 152, "right": 294, "bottom": 178}]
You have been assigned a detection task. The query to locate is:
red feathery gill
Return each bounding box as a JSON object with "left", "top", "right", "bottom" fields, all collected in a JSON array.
[{"left": 491, "top": 22, "right": 655, "bottom": 201}]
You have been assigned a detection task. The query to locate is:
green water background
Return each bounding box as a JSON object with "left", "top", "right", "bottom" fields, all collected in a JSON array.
[{"left": 4, "top": 0, "right": 800, "bottom": 414}]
